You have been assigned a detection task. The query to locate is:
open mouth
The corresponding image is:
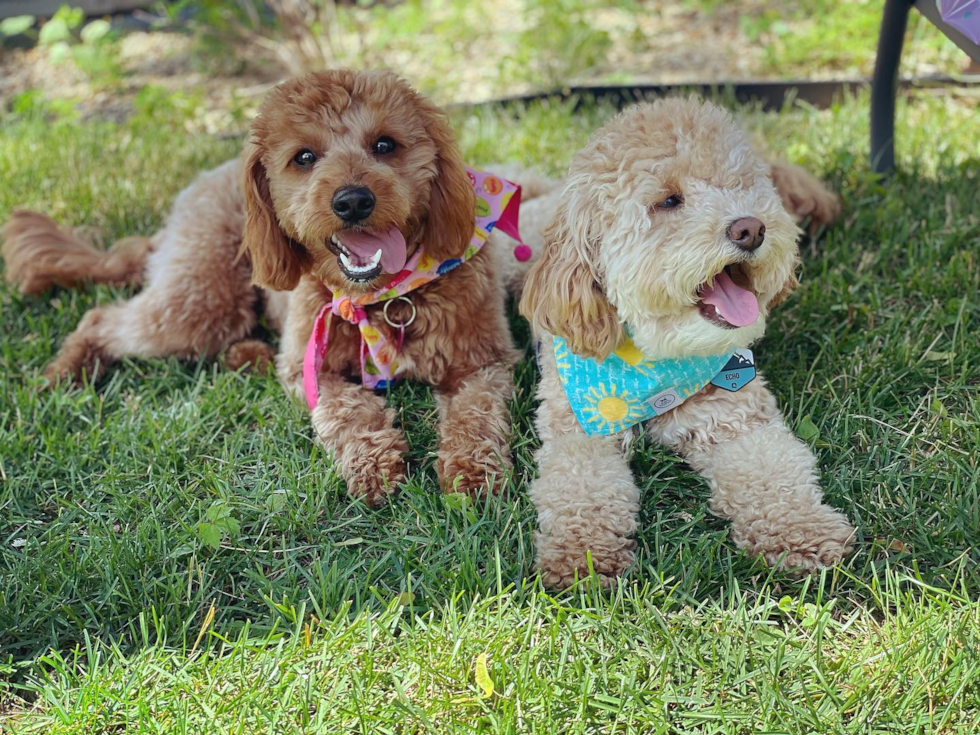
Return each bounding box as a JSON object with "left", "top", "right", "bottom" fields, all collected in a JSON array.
[
  {"left": 328, "top": 226, "right": 408, "bottom": 283},
  {"left": 331, "top": 236, "right": 383, "bottom": 281},
  {"left": 695, "top": 263, "right": 760, "bottom": 329}
]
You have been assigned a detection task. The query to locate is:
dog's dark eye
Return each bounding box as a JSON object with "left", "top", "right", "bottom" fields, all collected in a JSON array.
[
  {"left": 656, "top": 194, "right": 684, "bottom": 210},
  {"left": 293, "top": 149, "right": 317, "bottom": 167},
  {"left": 373, "top": 136, "right": 397, "bottom": 156}
]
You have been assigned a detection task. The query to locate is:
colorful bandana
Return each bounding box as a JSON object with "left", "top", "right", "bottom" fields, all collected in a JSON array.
[
  {"left": 553, "top": 335, "right": 756, "bottom": 435},
  {"left": 303, "top": 167, "right": 524, "bottom": 410}
]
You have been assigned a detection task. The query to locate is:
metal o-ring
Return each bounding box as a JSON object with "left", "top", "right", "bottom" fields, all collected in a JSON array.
[{"left": 383, "top": 296, "right": 417, "bottom": 328}]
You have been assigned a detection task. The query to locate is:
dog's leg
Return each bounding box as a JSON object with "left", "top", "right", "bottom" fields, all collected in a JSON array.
[
  {"left": 769, "top": 161, "right": 842, "bottom": 233},
  {"left": 275, "top": 277, "right": 325, "bottom": 402},
  {"left": 310, "top": 371, "right": 408, "bottom": 507},
  {"left": 224, "top": 339, "right": 276, "bottom": 373},
  {"left": 529, "top": 345, "right": 641, "bottom": 588},
  {"left": 434, "top": 361, "right": 514, "bottom": 496},
  {"left": 44, "top": 266, "right": 259, "bottom": 385},
  {"left": 39, "top": 160, "right": 264, "bottom": 385},
  {"left": 648, "top": 379, "right": 854, "bottom": 572},
  {"left": 275, "top": 279, "right": 406, "bottom": 506}
]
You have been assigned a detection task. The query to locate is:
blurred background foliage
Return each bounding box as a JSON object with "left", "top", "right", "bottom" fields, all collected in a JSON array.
[{"left": 0, "top": 0, "right": 971, "bottom": 134}]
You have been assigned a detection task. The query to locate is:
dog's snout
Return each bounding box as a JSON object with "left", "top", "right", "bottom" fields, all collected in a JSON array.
[
  {"left": 727, "top": 217, "right": 766, "bottom": 252},
  {"left": 331, "top": 186, "right": 376, "bottom": 223}
]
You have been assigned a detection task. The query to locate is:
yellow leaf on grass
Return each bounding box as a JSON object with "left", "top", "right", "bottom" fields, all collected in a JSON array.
[
  {"left": 474, "top": 652, "right": 494, "bottom": 698},
  {"left": 190, "top": 602, "right": 215, "bottom": 658}
]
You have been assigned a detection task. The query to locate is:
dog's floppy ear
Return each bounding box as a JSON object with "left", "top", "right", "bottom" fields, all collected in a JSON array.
[
  {"left": 242, "top": 143, "right": 311, "bottom": 291},
  {"left": 520, "top": 186, "right": 622, "bottom": 360},
  {"left": 417, "top": 102, "right": 476, "bottom": 261}
]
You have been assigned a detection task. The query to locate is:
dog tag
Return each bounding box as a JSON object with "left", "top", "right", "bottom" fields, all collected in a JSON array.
[{"left": 710, "top": 348, "right": 756, "bottom": 392}]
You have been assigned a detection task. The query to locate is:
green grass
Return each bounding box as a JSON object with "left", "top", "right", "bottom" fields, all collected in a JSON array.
[
  {"left": 736, "top": 0, "right": 966, "bottom": 79},
  {"left": 1, "top": 88, "right": 980, "bottom": 731}
]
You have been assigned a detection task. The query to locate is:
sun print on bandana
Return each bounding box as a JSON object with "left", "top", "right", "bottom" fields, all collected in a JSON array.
[
  {"left": 553, "top": 335, "right": 754, "bottom": 436},
  {"left": 579, "top": 382, "right": 647, "bottom": 433}
]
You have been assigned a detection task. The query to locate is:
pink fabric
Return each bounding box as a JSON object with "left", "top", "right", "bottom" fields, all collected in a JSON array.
[{"left": 302, "top": 167, "right": 524, "bottom": 410}]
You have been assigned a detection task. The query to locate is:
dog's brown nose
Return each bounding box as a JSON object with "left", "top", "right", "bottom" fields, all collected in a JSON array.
[{"left": 727, "top": 217, "right": 766, "bottom": 252}]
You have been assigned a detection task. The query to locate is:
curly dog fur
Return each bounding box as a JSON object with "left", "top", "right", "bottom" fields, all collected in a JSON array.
[
  {"left": 518, "top": 98, "right": 854, "bottom": 587},
  {"left": 1, "top": 70, "right": 524, "bottom": 504}
]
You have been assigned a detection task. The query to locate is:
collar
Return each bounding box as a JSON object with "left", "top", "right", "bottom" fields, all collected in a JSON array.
[
  {"left": 553, "top": 335, "right": 756, "bottom": 435},
  {"left": 302, "top": 166, "right": 524, "bottom": 409}
]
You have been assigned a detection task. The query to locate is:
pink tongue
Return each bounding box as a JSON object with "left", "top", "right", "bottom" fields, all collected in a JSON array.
[
  {"left": 700, "top": 270, "right": 759, "bottom": 327},
  {"left": 336, "top": 227, "right": 407, "bottom": 274}
]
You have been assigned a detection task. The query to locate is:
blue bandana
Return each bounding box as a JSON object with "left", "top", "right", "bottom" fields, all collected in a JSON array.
[{"left": 553, "top": 336, "right": 756, "bottom": 435}]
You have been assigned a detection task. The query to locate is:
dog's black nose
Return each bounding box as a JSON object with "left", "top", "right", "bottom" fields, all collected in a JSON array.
[
  {"left": 332, "top": 186, "right": 376, "bottom": 223},
  {"left": 727, "top": 217, "right": 766, "bottom": 252}
]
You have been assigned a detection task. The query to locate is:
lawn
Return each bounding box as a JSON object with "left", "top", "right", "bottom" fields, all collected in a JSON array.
[{"left": 1, "top": 86, "right": 980, "bottom": 731}]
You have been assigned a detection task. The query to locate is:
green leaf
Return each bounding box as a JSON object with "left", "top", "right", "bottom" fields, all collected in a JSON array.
[
  {"left": 474, "top": 652, "right": 494, "bottom": 698},
  {"left": 80, "top": 19, "right": 110, "bottom": 44},
  {"left": 47, "top": 40, "right": 71, "bottom": 64},
  {"left": 205, "top": 501, "right": 231, "bottom": 522},
  {"left": 53, "top": 4, "right": 84, "bottom": 30},
  {"left": 333, "top": 537, "right": 365, "bottom": 547},
  {"left": 442, "top": 492, "right": 467, "bottom": 511},
  {"left": 0, "top": 15, "right": 35, "bottom": 37},
  {"left": 38, "top": 18, "right": 70, "bottom": 46},
  {"left": 442, "top": 492, "right": 477, "bottom": 523},
  {"left": 215, "top": 516, "right": 240, "bottom": 537},
  {"left": 797, "top": 414, "right": 819, "bottom": 443},
  {"left": 197, "top": 522, "right": 221, "bottom": 550}
]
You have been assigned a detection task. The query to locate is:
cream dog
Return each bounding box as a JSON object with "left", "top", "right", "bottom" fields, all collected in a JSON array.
[{"left": 518, "top": 97, "right": 854, "bottom": 587}]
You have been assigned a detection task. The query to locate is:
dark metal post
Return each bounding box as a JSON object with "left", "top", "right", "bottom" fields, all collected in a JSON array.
[{"left": 871, "top": 0, "right": 913, "bottom": 173}]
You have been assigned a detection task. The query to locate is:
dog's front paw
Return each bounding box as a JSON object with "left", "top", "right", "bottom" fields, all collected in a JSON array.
[
  {"left": 332, "top": 424, "right": 408, "bottom": 508},
  {"left": 437, "top": 447, "right": 511, "bottom": 498},
  {"left": 438, "top": 456, "right": 510, "bottom": 498},
  {"left": 535, "top": 530, "right": 636, "bottom": 590},
  {"left": 312, "top": 401, "right": 408, "bottom": 507},
  {"left": 342, "top": 444, "right": 407, "bottom": 508},
  {"left": 733, "top": 505, "right": 855, "bottom": 573}
]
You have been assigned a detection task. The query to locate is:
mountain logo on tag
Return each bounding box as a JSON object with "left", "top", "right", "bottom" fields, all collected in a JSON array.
[{"left": 710, "top": 348, "right": 756, "bottom": 392}]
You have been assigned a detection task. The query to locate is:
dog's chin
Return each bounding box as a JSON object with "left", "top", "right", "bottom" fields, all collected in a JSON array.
[
  {"left": 316, "top": 263, "right": 386, "bottom": 294},
  {"left": 630, "top": 312, "right": 767, "bottom": 361}
]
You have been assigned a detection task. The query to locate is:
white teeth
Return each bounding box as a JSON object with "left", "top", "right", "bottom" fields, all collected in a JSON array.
[
  {"left": 714, "top": 306, "right": 721, "bottom": 315},
  {"left": 339, "top": 249, "right": 382, "bottom": 276}
]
